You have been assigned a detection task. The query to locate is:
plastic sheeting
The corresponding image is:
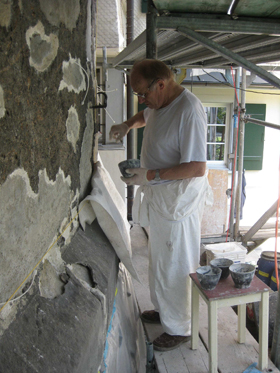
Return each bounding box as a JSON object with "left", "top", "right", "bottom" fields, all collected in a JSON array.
[
  {"left": 100, "top": 264, "right": 146, "bottom": 373},
  {"left": 79, "top": 160, "right": 140, "bottom": 282},
  {"left": 243, "top": 362, "right": 262, "bottom": 373}
]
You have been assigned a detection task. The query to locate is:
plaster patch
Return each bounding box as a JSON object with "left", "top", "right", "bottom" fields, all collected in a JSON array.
[
  {"left": 0, "top": 0, "right": 12, "bottom": 28},
  {"left": 39, "top": 0, "right": 80, "bottom": 32},
  {"left": 26, "top": 21, "right": 59, "bottom": 72},
  {"left": 66, "top": 106, "right": 80, "bottom": 153},
  {"left": 79, "top": 105, "right": 94, "bottom": 197},
  {"left": 44, "top": 243, "right": 65, "bottom": 273},
  {"left": 59, "top": 55, "right": 86, "bottom": 94},
  {"left": 0, "top": 85, "right": 5, "bottom": 118},
  {"left": 39, "top": 259, "right": 65, "bottom": 299},
  {"left": 0, "top": 167, "right": 74, "bottom": 313}
]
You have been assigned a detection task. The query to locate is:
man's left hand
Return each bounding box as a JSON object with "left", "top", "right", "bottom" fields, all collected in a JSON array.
[{"left": 121, "top": 168, "right": 148, "bottom": 185}]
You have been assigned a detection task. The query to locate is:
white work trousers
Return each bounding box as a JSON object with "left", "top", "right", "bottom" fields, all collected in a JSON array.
[
  {"left": 133, "top": 175, "right": 212, "bottom": 336},
  {"left": 148, "top": 207, "right": 200, "bottom": 336}
]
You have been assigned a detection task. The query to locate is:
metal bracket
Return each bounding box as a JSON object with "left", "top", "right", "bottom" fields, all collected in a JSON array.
[{"left": 91, "top": 92, "right": 107, "bottom": 109}]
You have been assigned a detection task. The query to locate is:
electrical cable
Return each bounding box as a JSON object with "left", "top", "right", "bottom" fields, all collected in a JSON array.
[{"left": 0, "top": 270, "right": 37, "bottom": 306}]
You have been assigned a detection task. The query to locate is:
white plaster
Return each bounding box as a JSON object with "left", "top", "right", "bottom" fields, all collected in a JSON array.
[
  {"left": 0, "top": 84, "right": 6, "bottom": 118},
  {"left": 0, "top": 0, "right": 12, "bottom": 28},
  {"left": 66, "top": 106, "right": 80, "bottom": 153},
  {"left": 25, "top": 21, "right": 59, "bottom": 72},
  {"left": 44, "top": 243, "right": 65, "bottom": 273},
  {"left": 39, "top": 259, "right": 65, "bottom": 299},
  {"left": 39, "top": 0, "right": 80, "bottom": 32},
  {"left": 59, "top": 55, "right": 86, "bottom": 94},
  {"left": 0, "top": 167, "right": 75, "bottom": 325}
]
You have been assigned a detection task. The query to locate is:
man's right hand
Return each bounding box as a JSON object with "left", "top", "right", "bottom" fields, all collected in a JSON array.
[{"left": 109, "top": 123, "right": 129, "bottom": 142}]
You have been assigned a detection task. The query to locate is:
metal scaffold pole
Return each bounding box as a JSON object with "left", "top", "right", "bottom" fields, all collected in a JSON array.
[
  {"left": 146, "top": 0, "right": 157, "bottom": 59},
  {"left": 234, "top": 67, "right": 246, "bottom": 239},
  {"left": 229, "top": 68, "right": 240, "bottom": 239}
]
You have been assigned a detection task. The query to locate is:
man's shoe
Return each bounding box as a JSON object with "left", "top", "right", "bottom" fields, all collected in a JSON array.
[
  {"left": 153, "top": 333, "right": 191, "bottom": 351},
  {"left": 140, "top": 310, "right": 161, "bottom": 324}
]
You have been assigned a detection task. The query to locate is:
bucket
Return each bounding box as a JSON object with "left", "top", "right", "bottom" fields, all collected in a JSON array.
[
  {"left": 270, "top": 264, "right": 280, "bottom": 291},
  {"left": 256, "top": 251, "right": 280, "bottom": 285}
]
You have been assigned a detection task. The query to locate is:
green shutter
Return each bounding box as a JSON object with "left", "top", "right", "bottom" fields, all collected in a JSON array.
[{"left": 242, "top": 104, "right": 266, "bottom": 171}]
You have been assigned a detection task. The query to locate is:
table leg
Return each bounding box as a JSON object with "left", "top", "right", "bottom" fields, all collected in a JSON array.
[
  {"left": 191, "top": 281, "right": 199, "bottom": 350},
  {"left": 208, "top": 301, "right": 218, "bottom": 373},
  {"left": 258, "top": 291, "right": 269, "bottom": 370},
  {"left": 238, "top": 303, "right": 246, "bottom": 343}
]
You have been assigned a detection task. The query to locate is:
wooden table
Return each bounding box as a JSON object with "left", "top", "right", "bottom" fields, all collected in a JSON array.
[{"left": 189, "top": 273, "right": 270, "bottom": 373}]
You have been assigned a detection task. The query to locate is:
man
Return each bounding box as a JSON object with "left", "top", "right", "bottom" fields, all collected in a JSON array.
[{"left": 110, "top": 59, "right": 211, "bottom": 351}]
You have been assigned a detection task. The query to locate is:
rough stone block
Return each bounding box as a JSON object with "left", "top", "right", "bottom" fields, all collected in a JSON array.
[{"left": 0, "top": 220, "right": 119, "bottom": 372}]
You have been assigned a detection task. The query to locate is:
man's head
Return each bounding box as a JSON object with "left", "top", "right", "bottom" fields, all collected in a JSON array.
[{"left": 130, "top": 59, "right": 176, "bottom": 109}]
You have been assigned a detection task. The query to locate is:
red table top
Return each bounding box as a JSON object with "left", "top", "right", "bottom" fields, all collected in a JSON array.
[{"left": 189, "top": 273, "right": 270, "bottom": 301}]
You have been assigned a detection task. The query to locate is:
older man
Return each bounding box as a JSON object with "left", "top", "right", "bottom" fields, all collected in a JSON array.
[{"left": 110, "top": 59, "right": 210, "bottom": 351}]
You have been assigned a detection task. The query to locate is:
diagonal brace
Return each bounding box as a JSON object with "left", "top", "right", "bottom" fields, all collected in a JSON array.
[{"left": 177, "top": 26, "right": 280, "bottom": 89}]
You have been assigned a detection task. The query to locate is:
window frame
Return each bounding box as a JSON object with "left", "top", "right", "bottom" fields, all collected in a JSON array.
[{"left": 203, "top": 103, "right": 231, "bottom": 168}]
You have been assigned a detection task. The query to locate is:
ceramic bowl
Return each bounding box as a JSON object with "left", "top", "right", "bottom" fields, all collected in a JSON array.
[
  {"left": 210, "top": 258, "right": 234, "bottom": 280},
  {"left": 229, "top": 263, "right": 255, "bottom": 289},
  {"left": 196, "top": 265, "right": 222, "bottom": 290},
  {"left": 118, "top": 159, "right": 140, "bottom": 178}
]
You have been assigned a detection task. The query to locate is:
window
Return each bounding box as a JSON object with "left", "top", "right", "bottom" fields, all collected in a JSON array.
[{"left": 205, "top": 106, "right": 227, "bottom": 162}]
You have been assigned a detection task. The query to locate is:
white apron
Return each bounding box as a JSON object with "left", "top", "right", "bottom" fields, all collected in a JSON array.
[{"left": 133, "top": 174, "right": 213, "bottom": 336}]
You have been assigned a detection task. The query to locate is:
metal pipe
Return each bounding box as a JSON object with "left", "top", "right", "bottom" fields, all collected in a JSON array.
[
  {"left": 177, "top": 26, "right": 280, "bottom": 89},
  {"left": 101, "top": 47, "right": 107, "bottom": 144},
  {"left": 227, "top": 0, "right": 241, "bottom": 16},
  {"left": 156, "top": 15, "right": 280, "bottom": 35},
  {"left": 244, "top": 116, "right": 280, "bottom": 131},
  {"left": 126, "top": 0, "right": 136, "bottom": 221},
  {"left": 91, "top": 0, "right": 98, "bottom": 134},
  {"left": 234, "top": 68, "right": 246, "bottom": 239},
  {"left": 146, "top": 0, "right": 157, "bottom": 59},
  {"left": 145, "top": 341, "right": 155, "bottom": 372},
  {"left": 229, "top": 68, "right": 240, "bottom": 238}
]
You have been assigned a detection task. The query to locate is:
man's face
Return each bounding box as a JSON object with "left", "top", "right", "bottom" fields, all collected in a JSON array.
[{"left": 131, "top": 77, "right": 163, "bottom": 110}]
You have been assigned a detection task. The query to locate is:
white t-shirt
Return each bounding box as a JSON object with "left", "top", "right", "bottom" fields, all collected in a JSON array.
[{"left": 141, "top": 88, "right": 207, "bottom": 170}]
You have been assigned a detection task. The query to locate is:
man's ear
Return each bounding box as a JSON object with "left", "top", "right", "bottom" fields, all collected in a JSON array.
[{"left": 158, "top": 79, "right": 165, "bottom": 90}]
